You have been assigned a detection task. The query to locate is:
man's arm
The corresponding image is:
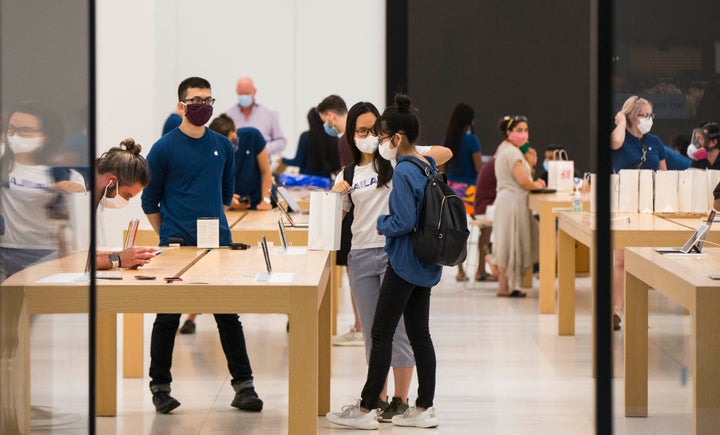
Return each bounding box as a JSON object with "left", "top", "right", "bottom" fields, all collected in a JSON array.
[
  {"left": 265, "top": 112, "right": 287, "bottom": 158},
  {"left": 256, "top": 148, "right": 273, "bottom": 210},
  {"left": 146, "top": 213, "right": 162, "bottom": 233},
  {"left": 96, "top": 247, "right": 158, "bottom": 270}
]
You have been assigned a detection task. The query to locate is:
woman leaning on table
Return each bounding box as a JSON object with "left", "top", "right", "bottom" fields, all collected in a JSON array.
[
  {"left": 610, "top": 95, "right": 667, "bottom": 330},
  {"left": 490, "top": 115, "right": 545, "bottom": 298}
]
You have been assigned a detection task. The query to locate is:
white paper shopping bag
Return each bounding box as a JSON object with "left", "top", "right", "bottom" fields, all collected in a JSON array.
[
  {"left": 547, "top": 150, "right": 574, "bottom": 192},
  {"left": 654, "top": 170, "right": 678, "bottom": 213},
  {"left": 677, "top": 170, "right": 693, "bottom": 212},
  {"left": 610, "top": 173, "right": 619, "bottom": 213},
  {"left": 308, "top": 191, "right": 343, "bottom": 250},
  {"left": 690, "top": 170, "right": 709, "bottom": 213},
  {"left": 706, "top": 170, "right": 720, "bottom": 210},
  {"left": 618, "top": 169, "right": 639, "bottom": 213},
  {"left": 638, "top": 169, "right": 653, "bottom": 213}
]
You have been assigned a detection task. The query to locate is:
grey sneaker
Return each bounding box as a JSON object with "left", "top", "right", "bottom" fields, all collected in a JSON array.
[
  {"left": 392, "top": 406, "right": 439, "bottom": 428},
  {"left": 326, "top": 400, "right": 379, "bottom": 430},
  {"left": 378, "top": 396, "right": 409, "bottom": 422},
  {"left": 332, "top": 327, "right": 364, "bottom": 346}
]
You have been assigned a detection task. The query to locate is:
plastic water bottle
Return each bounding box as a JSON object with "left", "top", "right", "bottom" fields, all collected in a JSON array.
[{"left": 572, "top": 188, "right": 582, "bottom": 213}]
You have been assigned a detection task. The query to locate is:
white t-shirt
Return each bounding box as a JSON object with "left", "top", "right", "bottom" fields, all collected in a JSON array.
[
  {"left": 335, "top": 162, "right": 391, "bottom": 250},
  {"left": 0, "top": 163, "right": 85, "bottom": 249},
  {"left": 389, "top": 145, "right": 432, "bottom": 168}
]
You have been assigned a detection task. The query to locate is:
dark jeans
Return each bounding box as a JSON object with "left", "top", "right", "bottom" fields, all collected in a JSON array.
[
  {"left": 360, "top": 265, "right": 436, "bottom": 410},
  {"left": 149, "top": 313, "right": 254, "bottom": 387}
]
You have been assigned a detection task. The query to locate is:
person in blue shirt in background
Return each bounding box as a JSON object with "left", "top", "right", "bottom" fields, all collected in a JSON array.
[
  {"left": 161, "top": 106, "right": 183, "bottom": 137},
  {"left": 439, "top": 103, "right": 482, "bottom": 282},
  {"left": 209, "top": 114, "right": 273, "bottom": 211},
  {"left": 141, "top": 76, "right": 263, "bottom": 415},
  {"left": 279, "top": 107, "right": 340, "bottom": 180},
  {"left": 327, "top": 94, "right": 441, "bottom": 430}
]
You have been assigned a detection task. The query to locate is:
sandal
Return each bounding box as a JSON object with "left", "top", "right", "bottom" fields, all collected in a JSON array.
[
  {"left": 455, "top": 272, "right": 469, "bottom": 282},
  {"left": 497, "top": 289, "right": 527, "bottom": 298},
  {"left": 476, "top": 274, "right": 498, "bottom": 282}
]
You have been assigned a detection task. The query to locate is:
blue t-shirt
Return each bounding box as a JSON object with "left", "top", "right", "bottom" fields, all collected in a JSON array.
[
  {"left": 162, "top": 113, "right": 182, "bottom": 136},
  {"left": 377, "top": 155, "right": 443, "bottom": 287},
  {"left": 442, "top": 132, "right": 481, "bottom": 185},
  {"left": 664, "top": 146, "right": 691, "bottom": 170},
  {"left": 141, "top": 127, "right": 235, "bottom": 246},
  {"left": 234, "top": 127, "right": 266, "bottom": 209},
  {"left": 611, "top": 130, "right": 666, "bottom": 172}
]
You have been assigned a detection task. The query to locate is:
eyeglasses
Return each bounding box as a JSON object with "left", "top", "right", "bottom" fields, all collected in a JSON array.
[
  {"left": 182, "top": 97, "right": 216, "bottom": 106},
  {"left": 503, "top": 115, "right": 528, "bottom": 130},
  {"left": 378, "top": 131, "right": 405, "bottom": 142},
  {"left": 6, "top": 125, "right": 43, "bottom": 137},
  {"left": 355, "top": 127, "right": 376, "bottom": 138},
  {"left": 637, "top": 113, "right": 655, "bottom": 120}
]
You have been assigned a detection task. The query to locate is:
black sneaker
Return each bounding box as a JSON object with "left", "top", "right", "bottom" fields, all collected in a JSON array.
[
  {"left": 378, "top": 396, "right": 408, "bottom": 422},
  {"left": 179, "top": 319, "right": 196, "bottom": 334},
  {"left": 152, "top": 391, "right": 181, "bottom": 414},
  {"left": 231, "top": 387, "right": 263, "bottom": 412}
]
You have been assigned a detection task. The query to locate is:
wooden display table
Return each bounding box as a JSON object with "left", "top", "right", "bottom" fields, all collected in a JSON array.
[
  {"left": 0, "top": 247, "right": 331, "bottom": 435},
  {"left": 624, "top": 247, "right": 720, "bottom": 434},
  {"left": 528, "top": 191, "right": 589, "bottom": 314}
]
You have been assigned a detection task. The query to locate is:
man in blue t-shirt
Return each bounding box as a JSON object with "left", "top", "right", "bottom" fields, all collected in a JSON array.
[{"left": 141, "top": 76, "right": 263, "bottom": 414}]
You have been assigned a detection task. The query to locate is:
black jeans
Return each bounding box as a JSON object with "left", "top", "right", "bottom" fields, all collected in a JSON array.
[
  {"left": 360, "top": 265, "right": 436, "bottom": 410},
  {"left": 149, "top": 313, "right": 254, "bottom": 387}
]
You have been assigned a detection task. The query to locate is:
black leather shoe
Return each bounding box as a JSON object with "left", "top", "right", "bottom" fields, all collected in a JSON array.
[
  {"left": 231, "top": 387, "right": 263, "bottom": 412},
  {"left": 179, "top": 319, "right": 196, "bottom": 334},
  {"left": 152, "top": 391, "right": 181, "bottom": 414}
]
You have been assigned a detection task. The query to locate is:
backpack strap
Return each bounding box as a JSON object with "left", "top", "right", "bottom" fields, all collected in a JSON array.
[
  {"left": 399, "top": 156, "right": 433, "bottom": 178},
  {"left": 342, "top": 163, "right": 355, "bottom": 207}
]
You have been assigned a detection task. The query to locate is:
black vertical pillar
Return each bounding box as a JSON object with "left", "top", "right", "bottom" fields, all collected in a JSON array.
[
  {"left": 595, "top": 0, "right": 614, "bottom": 433},
  {"left": 386, "top": 0, "right": 408, "bottom": 106}
]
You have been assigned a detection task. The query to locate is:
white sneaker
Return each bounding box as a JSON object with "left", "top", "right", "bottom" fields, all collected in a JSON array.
[
  {"left": 391, "top": 406, "right": 439, "bottom": 428},
  {"left": 31, "top": 406, "right": 82, "bottom": 428},
  {"left": 332, "top": 327, "right": 364, "bottom": 346},
  {"left": 326, "top": 400, "right": 379, "bottom": 430}
]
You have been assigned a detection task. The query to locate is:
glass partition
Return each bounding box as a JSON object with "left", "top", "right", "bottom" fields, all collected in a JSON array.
[{"left": 1, "top": 0, "right": 92, "bottom": 433}]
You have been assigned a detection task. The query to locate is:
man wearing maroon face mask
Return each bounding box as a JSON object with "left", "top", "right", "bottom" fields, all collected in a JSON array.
[{"left": 142, "top": 76, "right": 264, "bottom": 414}]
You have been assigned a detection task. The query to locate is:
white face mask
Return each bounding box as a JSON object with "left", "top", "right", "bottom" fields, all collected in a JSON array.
[
  {"left": 99, "top": 180, "right": 129, "bottom": 209},
  {"left": 7, "top": 135, "right": 44, "bottom": 154},
  {"left": 378, "top": 139, "right": 397, "bottom": 161},
  {"left": 637, "top": 118, "right": 653, "bottom": 135},
  {"left": 355, "top": 135, "right": 379, "bottom": 154}
]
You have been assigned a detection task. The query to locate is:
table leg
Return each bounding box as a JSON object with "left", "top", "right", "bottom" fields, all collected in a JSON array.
[
  {"left": 0, "top": 286, "right": 29, "bottom": 434},
  {"left": 96, "top": 313, "right": 117, "bottom": 416},
  {"left": 122, "top": 313, "right": 143, "bottom": 378},
  {"left": 289, "top": 288, "right": 319, "bottom": 434},
  {"left": 319, "top": 265, "right": 332, "bottom": 414},
  {"left": 557, "top": 229, "right": 576, "bottom": 336},
  {"left": 624, "top": 271, "right": 648, "bottom": 417},
  {"left": 692, "top": 294, "right": 720, "bottom": 434},
  {"left": 539, "top": 207, "right": 557, "bottom": 313}
]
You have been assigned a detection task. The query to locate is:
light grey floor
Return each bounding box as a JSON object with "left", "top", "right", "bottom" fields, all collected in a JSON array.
[{"left": 30, "top": 263, "right": 695, "bottom": 434}]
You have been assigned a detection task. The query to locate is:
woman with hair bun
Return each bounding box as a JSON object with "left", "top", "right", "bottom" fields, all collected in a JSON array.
[
  {"left": 327, "top": 94, "right": 441, "bottom": 430},
  {"left": 490, "top": 115, "right": 545, "bottom": 298}
]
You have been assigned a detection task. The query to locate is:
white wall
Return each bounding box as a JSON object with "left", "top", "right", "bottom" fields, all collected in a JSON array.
[{"left": 97, "top": 0, "right": 386, "bottom": 248}]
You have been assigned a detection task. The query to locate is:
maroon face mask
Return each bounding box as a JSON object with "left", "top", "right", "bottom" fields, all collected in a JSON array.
[{"left": 185, "top": 104, "right": 213, "bottom": 126}]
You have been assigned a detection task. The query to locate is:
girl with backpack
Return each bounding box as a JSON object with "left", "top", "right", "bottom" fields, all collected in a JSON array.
[{"left": 326, "top": 94, "right": 442, "bottom": 429}]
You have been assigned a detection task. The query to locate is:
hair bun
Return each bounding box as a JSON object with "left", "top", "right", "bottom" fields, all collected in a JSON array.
[
  {"left": 394, "top": 94, "right": 412, "bottom": 111},
  {"left": 119, "top": 138, "right": 142, "bottom": 155}
]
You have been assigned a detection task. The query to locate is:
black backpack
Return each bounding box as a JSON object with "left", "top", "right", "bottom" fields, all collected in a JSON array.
[
  {"left": 335, "top": 163, "right": 355, "bottom": 266},
  {"left": 402, "top": 157, "right": 469, "bottom": 266}
]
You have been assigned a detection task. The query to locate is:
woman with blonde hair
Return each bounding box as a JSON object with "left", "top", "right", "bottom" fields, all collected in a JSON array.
[{"left": 610, "top": 96, "right": 667, "bottom": 329}]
